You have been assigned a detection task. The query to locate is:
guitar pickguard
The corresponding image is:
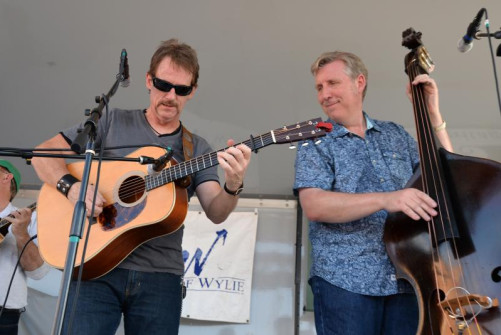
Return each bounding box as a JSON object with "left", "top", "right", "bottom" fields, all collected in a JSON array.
[{"left": 98, "top": 199, "right": 147, "bottom": 231}]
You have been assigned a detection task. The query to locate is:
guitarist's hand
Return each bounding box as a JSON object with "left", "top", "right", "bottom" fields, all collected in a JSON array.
[
  {"left": 67, "top": 182, "right": 106, "bottom": 217},
  {"left": 8, "top": 208, "right": 32, "bottom": 239},
  {"left": 217, "top": 139, "right": 251, "bottom": 190}
]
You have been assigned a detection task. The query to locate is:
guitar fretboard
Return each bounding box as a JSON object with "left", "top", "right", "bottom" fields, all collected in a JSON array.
[
  {"left": 145, "top": 131, "right": 275, "bottom": 191},
  {"left": 0, "top": 202, "right": 37, "bottom": 230}
]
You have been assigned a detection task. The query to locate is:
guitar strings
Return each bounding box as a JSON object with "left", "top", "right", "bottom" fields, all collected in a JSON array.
[
  {"left": 115, "top": 129, "right": 278, "bottom": 199},
  {"left": 111, "top": 124, "right": 320, "bottom": 200}
]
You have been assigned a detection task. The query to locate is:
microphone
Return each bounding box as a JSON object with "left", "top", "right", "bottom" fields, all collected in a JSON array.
[
  {"left": 457, "top": 8, "right": 486, "bottom": 53},
  {"left": 147, "top": 147, "right": 174, "bottom": 174},
  {"left": 118, "top": 49, "right": 130, "bottom": 87},
  {"left": 138, "top": 156, "right": 157, "bottom": 165}
]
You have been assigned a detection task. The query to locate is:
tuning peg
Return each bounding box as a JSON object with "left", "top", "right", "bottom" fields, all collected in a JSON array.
[
  {"left": 289, "top": 144, "right": 296, "bottom": 149},
  {"left": 302, "top": 142, "right": 309, "bottom": 147},
  {"left": 315, "top": 139, "right": 322, "bottom": 145}
]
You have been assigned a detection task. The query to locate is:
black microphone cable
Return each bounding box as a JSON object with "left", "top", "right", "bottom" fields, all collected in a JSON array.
[{"left": 0, "top": 234, "right": 37, "bottom": 320}]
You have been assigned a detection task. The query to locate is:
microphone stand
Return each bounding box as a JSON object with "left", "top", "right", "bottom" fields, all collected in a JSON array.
[
  {"left": 53, "top": 140, "right": 95, "bottom": 335},
  {"left": 0, "top": 146, "right": 163, "bottom": 332},
  {"left": 49, "top": 72, "right": 124, "bottom": 335},
  {"left": 483, "top": 10, "right": 501, "bottom": 118}
]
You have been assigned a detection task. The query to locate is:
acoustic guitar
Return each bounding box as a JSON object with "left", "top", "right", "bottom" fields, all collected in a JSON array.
[{"left": 37, "top": 118, "right": 332, "bottom": 280}]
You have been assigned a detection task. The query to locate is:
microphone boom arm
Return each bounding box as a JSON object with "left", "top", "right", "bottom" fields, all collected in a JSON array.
[{"left": 71, "top": 48, "right": 130, "bottom": 154}]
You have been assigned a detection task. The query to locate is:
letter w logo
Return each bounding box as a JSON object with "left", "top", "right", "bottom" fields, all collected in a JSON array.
[{"left": 183, "top": 229, "right": 228, "bottom": 276}]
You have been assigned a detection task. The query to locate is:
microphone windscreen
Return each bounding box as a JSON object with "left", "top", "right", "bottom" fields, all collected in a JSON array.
[
  {"left": 121, "top": 79, "right": 130, "bottom": 88},
  {"left": 457, "top": 37, "right": 473, "bottom": 53}
]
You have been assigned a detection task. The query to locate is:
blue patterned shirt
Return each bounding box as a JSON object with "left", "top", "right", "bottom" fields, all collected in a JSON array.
[{"left": 294, "top": 113, "right": 419, "bottom": 295}]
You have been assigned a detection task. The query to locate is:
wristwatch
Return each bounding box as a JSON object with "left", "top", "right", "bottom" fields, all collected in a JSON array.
[{"left": 224, "top": 182, "right": 244, "bottom": 196}]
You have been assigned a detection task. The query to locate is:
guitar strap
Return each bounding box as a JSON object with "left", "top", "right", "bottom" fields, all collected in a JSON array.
[
  {"left": 180, "top": 125, "right": 193, "bottom": 188},
  {"left": 181, "top": 125, "right": 193, "bottom": 161},
  {"left": 179, "top": 127, "right": 192, "bottom": 296}
]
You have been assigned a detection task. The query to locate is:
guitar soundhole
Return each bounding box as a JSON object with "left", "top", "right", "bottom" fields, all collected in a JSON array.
[
  {"left": 98, "top": 175, "right": 148, "bottom": 231},
  {"left": 118, "top": 175, "right": 146, "bottom": 204}
]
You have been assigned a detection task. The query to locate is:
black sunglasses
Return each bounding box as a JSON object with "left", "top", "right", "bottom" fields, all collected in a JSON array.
[{"left": 152, "top": 76, "right": 193, "bottom": 96}]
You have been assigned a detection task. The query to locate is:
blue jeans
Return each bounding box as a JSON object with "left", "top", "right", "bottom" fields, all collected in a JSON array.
[
  {"left": 309, "top": 276, "right": 418, "bottom": 335},
  {"left": 62, "top": 268, "right": 183, "bottom": 335}
]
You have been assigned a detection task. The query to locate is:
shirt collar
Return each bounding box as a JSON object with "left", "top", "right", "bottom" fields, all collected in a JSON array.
[
  {"left": 0, "top": 202, "right": 15, "bottom": 218},
  {"left": 327, "top": 111, "right": 381, "bottom": 137},
  {"left": 364, "top": 112, "right": 383, "bottom": 132}
]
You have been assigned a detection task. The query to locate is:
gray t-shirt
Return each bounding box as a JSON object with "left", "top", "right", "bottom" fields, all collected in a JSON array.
[{"left": 61, "top": 108, "right": 219, "bottom": 275}]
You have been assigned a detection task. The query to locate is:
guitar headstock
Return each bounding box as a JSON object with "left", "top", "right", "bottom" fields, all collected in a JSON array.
[
  {"left": 273, "top": 118, "right": 332, "bottom": 145},
  {"left": 402, "top": 28, "right": 434, "bottom": 76}
]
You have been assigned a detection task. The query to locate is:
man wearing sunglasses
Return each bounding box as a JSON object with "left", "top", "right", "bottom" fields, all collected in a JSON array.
[{"left": 31, "top": 39, "right": 251, "bottom": 335}]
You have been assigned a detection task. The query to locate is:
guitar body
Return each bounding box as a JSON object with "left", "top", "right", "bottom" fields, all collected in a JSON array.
[{"left": 37, "top": 146, "right": 188, "bottom": 280}]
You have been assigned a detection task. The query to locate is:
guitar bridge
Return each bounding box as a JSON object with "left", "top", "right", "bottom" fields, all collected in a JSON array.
[{"left": 440, "top": 294, "right": 499, "bottom": 319}]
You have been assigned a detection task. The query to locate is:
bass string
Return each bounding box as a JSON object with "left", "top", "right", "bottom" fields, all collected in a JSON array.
[
  {"left": 409, "top": 63, "right": 451, "bottom": 322},
  {"left": 409, "top": 62, "right": 479, "bottom": 331}
]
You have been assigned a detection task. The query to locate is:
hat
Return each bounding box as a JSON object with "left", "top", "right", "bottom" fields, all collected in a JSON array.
[{"left": 0, "top": 160, "right": 21, "bottom": 192}]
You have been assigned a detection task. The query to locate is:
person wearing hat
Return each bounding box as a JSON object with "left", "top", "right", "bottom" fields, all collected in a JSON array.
[{"left": 0, "top": 160, "right": 50, "bottom": 335}]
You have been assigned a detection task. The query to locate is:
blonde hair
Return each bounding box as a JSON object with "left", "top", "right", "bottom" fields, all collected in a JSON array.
[{"left": 311, "top": 51, "right": 368, "bottom": 99}]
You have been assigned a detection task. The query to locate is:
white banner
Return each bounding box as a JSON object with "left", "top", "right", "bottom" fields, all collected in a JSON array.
[{"left": 181, "top": 210, "right": 258, "bottom": 323}]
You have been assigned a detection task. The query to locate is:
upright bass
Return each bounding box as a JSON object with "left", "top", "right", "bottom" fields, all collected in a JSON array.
[{"left": 384, "top": 28, "right": 501, "bottom": 334}]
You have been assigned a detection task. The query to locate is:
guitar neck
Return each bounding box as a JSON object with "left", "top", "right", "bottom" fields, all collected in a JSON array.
[
  {"left": 145, "top": 131, "right": 276, "bottom": 191},
  {"left": 0, "top": 202, "right": 37, "bottom": 230}
]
